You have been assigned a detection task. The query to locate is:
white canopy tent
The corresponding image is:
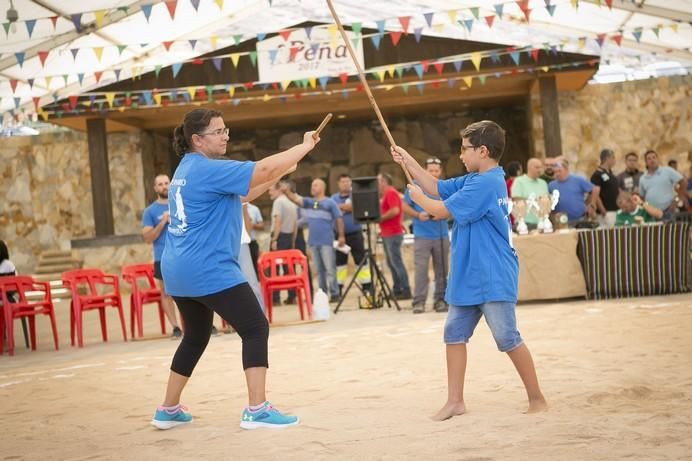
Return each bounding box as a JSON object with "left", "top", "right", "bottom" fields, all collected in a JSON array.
[{"left": 0, "top": 0, "right": 690, "bottom": 128}]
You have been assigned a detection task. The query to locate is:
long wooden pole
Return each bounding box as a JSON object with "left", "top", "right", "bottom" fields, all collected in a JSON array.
[{"left": 325, "top": 0, "right": 414, "bottom": 184}]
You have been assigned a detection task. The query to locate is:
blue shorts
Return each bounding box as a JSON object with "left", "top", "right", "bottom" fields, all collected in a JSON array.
[{"left": 444, "top": 302, "right": 523, "bottom": 352}]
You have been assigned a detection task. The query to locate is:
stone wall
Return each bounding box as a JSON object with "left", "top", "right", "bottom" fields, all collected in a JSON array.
[
  {"left": 1, "top": 130, "right": 146, "bottom": 273},
  {"left": 532, "top": 74, "right": 691, "bottom": 176}
]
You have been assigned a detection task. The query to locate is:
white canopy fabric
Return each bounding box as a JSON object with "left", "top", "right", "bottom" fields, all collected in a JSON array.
[{"left": 0, "top": 0, "right": 690, "bottom": 123}]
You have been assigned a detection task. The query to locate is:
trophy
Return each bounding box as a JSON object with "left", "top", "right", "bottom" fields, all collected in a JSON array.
[
  {"left": 537, "top": 190, "right": 560, "bottom": 233},
  {"left": 511, "top": 198, "right": 529, "bottom": 235}
]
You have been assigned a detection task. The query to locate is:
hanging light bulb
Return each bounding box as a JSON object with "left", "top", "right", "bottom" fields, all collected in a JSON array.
[{"left": 6, "top": 0, "right": 19, "bottom": 34}]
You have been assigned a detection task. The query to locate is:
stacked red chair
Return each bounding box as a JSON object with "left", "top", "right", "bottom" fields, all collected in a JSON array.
[
  {"left": 122, "top": 263, "right": 165, "bottom": 339},
  {"left": 257, "top": 250, "right": 312, "bottom": 323}
]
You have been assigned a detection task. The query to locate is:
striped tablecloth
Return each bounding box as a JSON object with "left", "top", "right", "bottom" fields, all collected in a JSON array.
[{"left": 576, "top": 222, "right": 689, "bottom": 299}]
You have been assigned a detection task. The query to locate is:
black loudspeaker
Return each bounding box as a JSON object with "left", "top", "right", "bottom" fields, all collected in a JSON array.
[{"left": 352, "top": 176, "right": 380, "bottom": 223}]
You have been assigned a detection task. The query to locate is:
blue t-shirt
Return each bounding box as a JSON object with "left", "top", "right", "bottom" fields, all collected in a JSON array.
[
  {"left": 141, "top": 201, "right": 169, "bottom": 262},
  {"left": 161, "top": 153, "right": 255, "bottom": 297},
  {"left": 403, "top": 188, "right": 449, "bottom": 240},
  {"left": 301, "top": 197, "right": 342, "bottom": 247},
  {"left": 639, "top": 166, "right": 683, "bottom": 210},
  {"left": 438, "top": 167, "right": 518, "bottom": 306},
  {"left": 330, "top": 192, "right": 361, "bottom": 234},
  {"left": 548, "top": 174, "right": 593, "bottom": 221}
]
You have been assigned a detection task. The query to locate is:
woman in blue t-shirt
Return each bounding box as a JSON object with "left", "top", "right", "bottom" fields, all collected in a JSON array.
[{"left": 152, "top": 108, "right": 319, "bottom": 430}]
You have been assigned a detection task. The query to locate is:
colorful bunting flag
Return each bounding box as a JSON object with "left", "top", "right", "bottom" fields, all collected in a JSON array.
[
  {"left": 471, "top": 52, "right": 482, "bottom": 70},
  {"left": 190, "top": 0, "right": 201, "bottom": 11},
  {"left": 15, "top": 52, "right": 25, "bottom": 67},
  {"left": 141, "top": 4, "right": 153, "bottom": 22},
  {"left": 423, "top": 12, "right": 434, "bottom": 28},
  {"left": 494, "top": 4, "right": 504, "bottom": 19},
  {"left": 38, "top": 51, "right": 49, "bottom": 67},
  {"left": 172, "top": 62, "right": 183, "bottom": 78},
  {"left": 399, "top": 16, "right": 411, "bottom": 34},
  {"left": 485, "top": 15, "right": 495, "bottom": 28},
  {"left": 370, "top": 34, "right": 383, "bottom": 49},
  {"left": 94, "top": 10, "right": 105, "bottom": 28},
  {"left": 166, "top": 1, "right": 178, "bottom": 20},
  {"left": 71, "top": 14, "right": 82, "bottom": 32},
  {"left": 25, "top": 19, "right": 37, "bottom": 38},
  {"left": 390, "top": 31, "right": 402, "bottom": 46}
]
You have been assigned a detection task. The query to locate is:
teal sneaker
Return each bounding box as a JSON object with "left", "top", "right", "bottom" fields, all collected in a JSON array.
[
  {"left": 240, "top": 402, "right": 299, "bottom": 429},
  {"left": 151, "top": 404, "right": 192, "bottom": 430}
]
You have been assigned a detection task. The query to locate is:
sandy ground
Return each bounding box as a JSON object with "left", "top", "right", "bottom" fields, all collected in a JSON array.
[{"left": 1, "top": 292, "right": 691, "bottom": 461}]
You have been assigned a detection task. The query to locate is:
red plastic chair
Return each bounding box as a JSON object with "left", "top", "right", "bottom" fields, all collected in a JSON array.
[
  {"left": 122, "top": 263, "right": 165, "bottom": 339},
  {"left": 62, "top": 268, "right": 127, "bottom": 347},
  {"left": 0, "top": 276, "right": 59, "bottom": 356},
  {"left": 257, "top": 250, "right": 312, "bottom": 323}
]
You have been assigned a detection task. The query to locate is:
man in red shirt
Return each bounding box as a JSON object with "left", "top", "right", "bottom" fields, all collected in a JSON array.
[{"left": 378, "top": 173, "right": 411, "bottom": 300}]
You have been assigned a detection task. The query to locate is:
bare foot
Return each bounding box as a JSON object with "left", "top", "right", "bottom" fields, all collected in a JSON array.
[
  {"left": 431, "top": 401, "right": 466, "bottom": 421},
  {"left": 525, "top": 398, "right": 548, "bottom": 414}
]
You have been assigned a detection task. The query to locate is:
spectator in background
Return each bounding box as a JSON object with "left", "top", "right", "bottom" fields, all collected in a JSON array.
[
  {"left": 541, "top": 157, "right": 559, "bottom": 183},
  {"left": 590, "top": 149, "right": 620, "bottom": 228},
  {"left": 639, "top": 150, "right": 686, "bottom": 220},
  {"left": 268, "top": 182, "right": 298, "bottom": 304},
  {"left": 615, "top": 192, "right": 663, "bottom": 226},
  {"left": 0, "top": 240, "right": 15, "bottom": 277},
  {"left": 378, "top": 173, "right": 411, "bottom": 300},
  {"left": 548, "top": 159, "right": 596, "bottom": 224},
  {"left": 668, "top": 159, "right": 679, "bottom": 172},
  {"left": 511, "top": 158, "right": 549, "bottom": 229},
  {"left": 505, "top": 161, "right": 522, "bottom": 197},
  {"left": 617, "top": 152, "right": 642, "bottom": 194},
  {"left": 245, "top": 202, "right": 264, "bottom": 277},
  {"left": 687, "top": 166, "right": 692, "bottom": 211}
]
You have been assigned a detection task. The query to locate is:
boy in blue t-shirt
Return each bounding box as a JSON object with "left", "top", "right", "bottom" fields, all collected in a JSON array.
[{"left": 391, "top": 120, "right": 547, "bottom": 420}]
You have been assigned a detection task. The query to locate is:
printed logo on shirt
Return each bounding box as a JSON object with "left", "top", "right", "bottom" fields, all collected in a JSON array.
[
  {"left": 169, "top": 185, "right": 188, "bottom": 235},
  {"left": 601, "top": 173, "right": 610, "bottom": 182}
]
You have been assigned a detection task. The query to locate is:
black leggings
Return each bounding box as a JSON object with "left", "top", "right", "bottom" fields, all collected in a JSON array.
[{"left": 171, "top": 283, "right": 269, "bottom": 377}]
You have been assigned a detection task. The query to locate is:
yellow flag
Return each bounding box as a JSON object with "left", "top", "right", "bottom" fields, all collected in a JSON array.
[
  {"left": 214, "top": 0, "right": 224, "bottom": 9},
  {"left": 471, "top": 52, "right": 482, "bottom": 71},
  {"left": 377, "top": 71, "right": 385, "bottom": 82},
  {"left": 39, "top": 109, "right": 48, "bottom": 121},
  {"left": 263, "top": 94, "right": 270, "bottom": 102},
  {"left": 448, "top": 11, "right": 457, "bottom": 24},
  {"left": 210, "top": 35, "right": 218, "bottom": 49},
  {"left": 670, "top": 23, "right": 678, "bottom": 33},
  {"left": 93, "top": 47, "right": 104, "bottom": 62},
  {"left": 105, "top": 92, "right": 115, "bottom": 107},
  {"left": 308, "top": 77, "right": 316, "bottom": 88},
  {"left": 118, "top": 106, "right": 125, "bottom": 112},
  {"left": 186, "top": 86, "right": 197, "bottom": 100},
  {"left": 463, "top": 76, "right": 472, "bottom": 88},
  {"left": 541, "top": 66, "right": 549, "bottom": 72},
  {"left": 230, "top": 54, "right": 240, "bottom": 67},
  {"left": 94, "top": 10, "right": 105, "bottom": 28},
  {"left": 433, "top": 23, "right": 445, "bottom": 33},
  {"left": 281, "top": 80, "right": 291, "bottom": 90},
  {"left": 327, "top": 25, "right": 337, "bottom": 47},
  {"left": 154, "top": 93, "right": 162, "bottom": 105},
  {"left": 387, "top": 66, "right": 395, "bottom": 78},
  {"left": 577, "top": 37, "right": 586, "bottom": 49},
  {"left": 44, "top": 76, "right": 53, "bottom": 88},
  {"left": 570, "top": 0, "right": 578, "bottom": 8},
  {"left": 228, "top": 86, "right": 235, "bottom": 97}
]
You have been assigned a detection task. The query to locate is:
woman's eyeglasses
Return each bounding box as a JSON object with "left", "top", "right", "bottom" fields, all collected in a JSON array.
[{"left": 197, "top": 128, "right": 229, "bottom": 137}]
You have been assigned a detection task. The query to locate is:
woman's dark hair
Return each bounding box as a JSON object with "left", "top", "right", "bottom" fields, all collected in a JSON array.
[
  {"left": 0, "top": 240, "right": 9, "bottom": 262},
  {"left": 172, "top": 108, "right": 223, "bottom": 156},
  {"left": 506, "top": 161, "right": 522, "bottom": 178}
]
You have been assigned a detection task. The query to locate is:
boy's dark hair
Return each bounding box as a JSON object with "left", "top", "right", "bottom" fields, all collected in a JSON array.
[
  {"left": 600, "top": 148, "right": 614, "bottom": 163},
  {"left": 0, "top": 240, "right": 9, "bottom": 262},
  {"left": 625, "top": 152, "right": 637, "bottom": 160},
  {"left": 644, "top": 150, "right": 657, "bottom": 160},
  {"left": 460, "top": 120, "right": 506, "bottom": 161},
  {"left": 506, "top": 161, "right": 522, "bottom": 177},
  {"left": 172, "top": 108, "right": 223, "bottom": 156},
  {"left": 338, "top": 173, "right": 351, "bottom": 180}
]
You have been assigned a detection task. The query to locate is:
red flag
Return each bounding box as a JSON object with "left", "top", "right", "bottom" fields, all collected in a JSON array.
[
  {"left": 94, "top": 71, "right": 103, "bottom": 83},
  {"left": 196, "top": 88, "right": 206, "bottom": 101},
  {"left": 433, "top": 62, "right": 444, "bottom": 75},
  {"left": 279, "top": 30, "right": 292, "bottom": 41},
  {"left": 33, "top": 96, "right": 41, "bottom": 111},
  {"left": 163, "top": 41, "right": 174, "bottom": 51},
  {"left": 398, "top": 16, "right": 411, "bottom": 34},
  {"left": 38, "top": 51, "right": 49, "bottom": 67},
  {"left": 192, "top": 58, "right": 203, "bottom": 65},
  {"left": 243, "top": 82, "right": 254, "bottom": 90},
  {"left": 9, "top": 79, "right": 18, "bottom": 93},
  {"left": 390, "top": 31, "right": 402, "bottom": 46},
  {"left": 421, "top": 60, "right": 430, "bottom": 73},
  {"left": 485, "top": 15, "right": 495, "bottom": 28},
  {"left": 68, "top": 95, "right": 78, "bottom": 109},
  {"left": 289, "top": 46, "right": 300, "bottom": 62},
  {"left": 431, "top": 81, "right": 440, "bottom": 89},
  {"left": 50, "top": 16, "right": 58, "bottom": 29},
  {"left": 356, "top": 84, "right": 364, "bottom": 92},
  {"left": 530, "top": 49, "right": 539, "bottom": 62},
  {"left": 611, "top": 34, "right": 623, "bottom": 46},
  {"left": 339, "top": 73, "right": 348, "bottom": 85},
  {"left": 605, "top": 0, "right": 613, "bottom": 9},
  {"left": 271, "top": 82, "right": 278, "bottom": 90},
  {"left": 165, "top": 1, "right": 178, "bottom": 19}
]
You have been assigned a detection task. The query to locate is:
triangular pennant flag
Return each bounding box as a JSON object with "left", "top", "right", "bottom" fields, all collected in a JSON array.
[
  {"left": 155, "top": 65, "right": 162, "bottom": 77},
  {"left": 632, "top": 28, "right": 642, "bottom": 43},
  {"left": 154, "top": 91, "right": 162, "bottom": 105},
  {"left": 421, "top": 60, "right": 430, "bottom": 73},
  {"left": 77, "top": 73, "right": 85, "bottom": 85},
  {"left": 652, "top": 26, "right": 660, "bottom": 38},
  {"left": 470, "top": 7, "right": 481, "bottom": 20},
  {"left": 288, "top": 46, "right": 300, "bottom": 62},
  {"left": 70, "top": 48, "right": 79, "bottom": 60},
  {"left": 413, "top": 27, "right": 423, "bottom": 43},
  {"left": 339, "top": 73, "right": 348, "bottom": 85},
  {"left": 402, "top": 83, "right": 409, "bottom": 94},
  {"left": 172, "top": 62, "right": 183, "bottom": 78},
  {"left": 68, "top": 95, "right": 78, "bottom": 110},
  {"left": 530, "top": 48, "right": 539, "bottom": 62},
  {"left": 33, "top": 96, "right": 40, "bottom": 111},
  {"left": 350, "top": 23, "right": 361, "bottom": 36},
  {"left": 375, "top": 71, "right": 385, "bottom": 83},
  {"left": 351, "top": 38, "right": 360, "bottom": 50},
  {"left": 249, "top": 51, "right": 257, "bottom": 67},
  {"left": 141, "top": 4, "right": 153, "bottom": 22},
  {"left": 494, "top": 4, "right": 504, "bottom": 18},
  {"left": 210, "top": 35, "right": 218, "bottom": 49},
  {"left": 94, "top": 71, "right": 103, "bottom": 83},
  {"left": 395, "top": 67, "right": 404, "bottom": 78},
  {"left": 190, "top": 0, "right": 201, "bottom": 11},
  {"left": 44, "top": 76, "right": 52, "bottom": 89},
  {"left": 27, "top": 78, "right": 35, "bottom": 88},
  {"left": 416, "top": 82, "right": 425, "bottom": 94},
  {"left": 448, "top": 11, "right": 457, "bottom": 24},
  {"left": 196, "top": 87, "right": 206, "bottom": 101},
  {"left": 370, "top": 33, "right": 383, "bottom": 49},
  {"left": 9, "top": 79, "right": 18, "bottom": 93},
  {"left": 471, "top": 52, "right": 482, "bottom": 70},
  {"left": 611, "top": 34, "right": 622, "bottom": 46},
  {"left": 166, "top": 1, "right": 178, "bottom": 19},
  {"left": 269, "top": 49, "right": 279, "bottom": 64},
  {"left": 546, "top": 4, "right": 556, "bottom": 16},
  {"left": 281, "top": 80, "right": 292, "bottom": 90},
  {"left": 399, "top": 16, "right": 411, "bottom": 34},
  {"left": 94, "top": 10, "right": 105, "bottom": 28},
  {"left": 510, "top": 51, "right": 520, "bottom": 65},
  {"left": 117, "top": 45, "right": 127, "bottom": 55},
  {"left": 485, "top": 15, "right": 495, "bottom": 28},
  {"left": 604, "top": 0, "right": 613, "bottom": 8},
  {"left": 142, "top": 90, "right": 153, "bottom": 106},
  {"left": 105, "top": 93, "right": 115, "bottom": 108},
  {"left": 431, "top": 81, "right": 440, "bottom": 89},
  {"left": 308, "top": 77, "right": 316, "bottom": 89},
  {"left": 376, "top": 20, "right": 385, "bottom": 34},
  {"left": 577, "top": 37, "right": 586, "bottom": 49},
  {"left": 464, "top": 19, "right": 473, "bottom": 32},
  {"left": 256, "top": 32, "right": 266, "bottom": 42},
  {"left": 411, "top": 64, "right": 422, "bottom": 78},
  {"left": 62, "top": 74, "right": 69, "bottom": 85},
  {"left": 596, "top": 33, "right": 606, "bottom": 48},
  {"left": 423, "top": 12, "right": 434, "bottom": 28},
  {"left": 2, "top": 23, "right": 10, "bottom": 36},
  {"left": 212, "top": 57, "right": 223, "bottom": 72},
  {"left": 186, "top": 86, "right": 196, "bottom": 100},
  {"left": 279, "top": 30, "right": 292, "bottom": 41},
  {"left": 71, "top": 14, "right": 82, "bottom": 32},
  {"left": 230, "top": 53, "right": 240, "bottom": 67},
  {"left": 232, "top": 34, "right": 242, "bottom": 45},
  {"left": 479, "top": 75, "right": 487, "bottom": 85},
  {"left": 25, "top": 19, "right": 37, "bottom": 38},
  {"left": 433, "top": 62, "right": 444, "bottom": 75},
  {"left": 227, "top": 86, "right": 235, "bottom": 97},
  {"left": 188, "top": 39, "right": 197, "bottom": 50},
  {"left": 14, "top": 97, "right": 21, "bottom": 109},
  {"left": 463, "top": 76, "right": 472, "bottom": 88},
  {"left": 162, "top": 41, "right": 173, "bottom": 51},
  {"left": 114, "top": 69, "right": 121, "bottom": 81},
  {"left": 541, "top": 66, "right": 549, "bottom": 72},
  {"left": 15, "top": 52, "right": 25, "bottom": 67},
  {"left": 490, "top": 52, "right": 500, "bottom": 63},
  {"left": 93, "top": 47, "right": 104, "bottom": 62},
  {"left": 390, "top": 31, "right": 402, "bottom": 46},
  {"left": 214, "top": 0, "right": 224, "bottom": 9},
  {"left": 318, "top": 76, "right": 329, "bottom": 90},
  {"left": 50, "top": 16, "right": 58, "bottom": 29},
  {"left": 453, "top": 60, "right": 462, "bottom": 72},
  {"left": 670, "top": 23, "right": 678, "bottom": 33},
  {"left": 570, "top": 0, "right": 578, "bottom": 8},
  {"left": 38, "top": 51, "right": 49, "bottom": 67}
]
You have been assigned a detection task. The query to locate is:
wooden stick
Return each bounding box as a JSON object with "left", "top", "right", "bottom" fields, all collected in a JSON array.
[
  {"left": 313, "top": 112, "right": 333, "bottom": 139},
  {"left": 325, "top": 0, "right": 414, "bottom": 184}
]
